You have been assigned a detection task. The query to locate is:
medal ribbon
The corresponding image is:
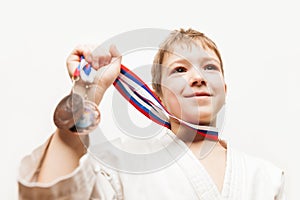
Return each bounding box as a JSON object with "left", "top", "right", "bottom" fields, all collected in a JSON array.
[{"left": 74, "top": 58, "right": 219, "bottom": 140}]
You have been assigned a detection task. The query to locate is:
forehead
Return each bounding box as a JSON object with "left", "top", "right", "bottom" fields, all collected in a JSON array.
[{"left": 162, "top": 42, "right": 220, "bottom": 65}]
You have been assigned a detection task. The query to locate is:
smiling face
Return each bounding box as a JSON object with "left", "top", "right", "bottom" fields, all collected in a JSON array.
[{"left": 159, "top": 42, "right": 227, "bottom": 130}]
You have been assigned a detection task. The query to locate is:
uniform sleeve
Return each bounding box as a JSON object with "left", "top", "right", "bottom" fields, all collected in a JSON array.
[{"left": 18, "top": 136, "right": 98, "bottom": 200}]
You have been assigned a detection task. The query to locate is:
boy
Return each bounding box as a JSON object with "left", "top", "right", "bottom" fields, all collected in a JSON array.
[{"left": 18, "top": 28, "right": 285, "bottom": 199}]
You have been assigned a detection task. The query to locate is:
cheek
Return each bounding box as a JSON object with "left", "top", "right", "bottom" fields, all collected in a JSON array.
[
  {"left": 207, "top": 76, "right": 226, "bottom": 106},
  {"left": 161, "top": 86, "right": 181, "bottom": 112},
  {"left": 160, "top": 76, "right": 187, "bottom": 110}
]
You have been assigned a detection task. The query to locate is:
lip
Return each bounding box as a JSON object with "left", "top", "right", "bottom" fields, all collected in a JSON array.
[{"left": 185, "top": 91, "right": 212, "bottom": 98}]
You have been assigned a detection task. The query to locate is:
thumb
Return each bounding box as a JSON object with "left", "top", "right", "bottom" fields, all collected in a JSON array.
[
  {"left": 109, "top": 44, "right": 121, "bottom": 58},
  {"left": 94, "top": 44, "right": 122, "bottom": 90},
  {"left": 66, "top": 45, "right": 95, "bottom": 80},
  {"left": 107, "top": 44, "right": 122, "bottom": 77}
]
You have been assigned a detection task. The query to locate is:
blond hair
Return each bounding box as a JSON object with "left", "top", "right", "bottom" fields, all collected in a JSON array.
[{"left": 151, "top": 28, "right": 224, "bottom": 96}]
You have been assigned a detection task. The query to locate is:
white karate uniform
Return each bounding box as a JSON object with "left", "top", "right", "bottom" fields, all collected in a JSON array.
[{"left": 19, "top": 129, "right": 285, "bottom": 200}]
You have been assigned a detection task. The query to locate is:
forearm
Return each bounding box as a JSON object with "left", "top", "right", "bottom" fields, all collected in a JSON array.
[
  {"left": 37, "top": 80, "right": 101, "bottom": 183},
  {"left": 37, "top": 129, "right": 87, "bottom": 183},
  {"left": 36, "top": 44, "right": 121, "bottom": 183}
]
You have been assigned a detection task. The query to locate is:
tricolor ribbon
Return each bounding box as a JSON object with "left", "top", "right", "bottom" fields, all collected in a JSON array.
[
  {"left": 74, "top": 58, "right": 219, "bottom": 141},
  {"left": 73, "top": 56, "right": 96, "bottom": 83}
]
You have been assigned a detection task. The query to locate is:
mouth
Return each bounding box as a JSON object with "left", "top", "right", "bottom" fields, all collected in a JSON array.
[{"left": 185, "top": 91, "right": 212, "bottom": 98}]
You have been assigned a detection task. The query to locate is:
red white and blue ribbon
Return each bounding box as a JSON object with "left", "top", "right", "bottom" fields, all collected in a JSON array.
[
  {"left": 75, "top": 57, "right": 219, "bottom": 140},
  {"left": 73, "top": 56, "right": 97, "bottom": 83}
]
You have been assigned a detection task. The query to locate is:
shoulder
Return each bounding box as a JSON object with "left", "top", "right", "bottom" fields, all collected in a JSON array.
[
  {"left": 230, "top": 146, "right": 285, "bottom": 197},
  {"left": 221, "top": 140, "right": 284, "bottom": 183},
  {"left": 232, "top": 147, "right": 283, "bottom": 176}
]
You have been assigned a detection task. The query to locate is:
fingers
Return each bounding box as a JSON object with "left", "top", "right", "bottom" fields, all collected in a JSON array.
[
  {"left": 88, "top": 47, "right": 112, "bottom": 70},
  {"left": 108, "top": 44, "right": 122, "bottom": 75},
  {"left": 109, "top": 44, "right": 121, "bottom": 58},
  {"left": 66, "top": 44, "right": 96, "bottom": 79},
  {"left": 67, "top": 44, "right": 121, "bottom": 73},
  {"left": 91, "top": 44, "right": 122, "bottom": 91},
  {"left": 88, "top": 44, "right": 123, "bottom": 69},
  {"left": 88, "top": 44, "right": 122, "bottom": 70},
  {"left": 66, "top": 44, "right": 122, "bottom": 87}
]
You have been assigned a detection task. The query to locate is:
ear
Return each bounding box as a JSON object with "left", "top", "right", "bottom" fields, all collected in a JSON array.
[{"left": 224, "top": 83, "right": 227, "bottom": 95}]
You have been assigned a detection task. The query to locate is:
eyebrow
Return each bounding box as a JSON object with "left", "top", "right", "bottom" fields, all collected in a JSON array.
[
  {"left": 168, "top": 56, "right": 221, "bottom": 67},
  {"left": 168, "top": 59, "right": 190, "bottom": 67},
  {"left": 201, "top": 57, "right": 221, "bottom": 64}
]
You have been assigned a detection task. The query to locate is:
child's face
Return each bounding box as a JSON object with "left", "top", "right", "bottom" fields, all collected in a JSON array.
[{"left": 159, "top": 43, "right": 226, "bottom": 127}]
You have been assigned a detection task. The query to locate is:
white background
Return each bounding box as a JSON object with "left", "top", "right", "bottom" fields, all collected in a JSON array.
[{"left": 0, "top": 0, "right": 299, "bottom": 199}]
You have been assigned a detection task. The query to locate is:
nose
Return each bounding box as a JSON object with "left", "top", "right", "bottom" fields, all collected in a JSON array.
[{"left": 188, "top": 68, "right": 206, "bottom": 87}]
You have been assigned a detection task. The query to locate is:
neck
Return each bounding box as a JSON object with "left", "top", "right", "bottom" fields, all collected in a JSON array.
[{"left": 169, "top": 118, "right": 217, "bottom": 144}]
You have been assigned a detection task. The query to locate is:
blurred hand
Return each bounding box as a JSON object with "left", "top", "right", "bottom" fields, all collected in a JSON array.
[{"left": 66, "top": 44, "right": 122, "bottom": 105}]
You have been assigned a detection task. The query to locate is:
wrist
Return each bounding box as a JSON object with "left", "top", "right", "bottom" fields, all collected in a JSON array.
[
  {"left": 56, "top": 128, "right": 87, "bottom": 155},
  {"left": 72, "top": 80, "right": 106, "bottom": 105}
]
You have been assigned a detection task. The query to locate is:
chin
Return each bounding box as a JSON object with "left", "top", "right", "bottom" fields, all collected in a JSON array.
[
  {"left": 182, "top": 114, "right": 215, "bottom": 126},
  {"left": 197, "top": 118, "right": 215, "bottom": 126}
]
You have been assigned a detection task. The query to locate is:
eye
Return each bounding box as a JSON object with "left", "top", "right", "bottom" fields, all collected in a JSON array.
[
  {"left": 173, "top": 66, "right": 187, "bottom": 73},
  {"left": 203, "top": 64, "right": 219, "bottom": 71}
]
